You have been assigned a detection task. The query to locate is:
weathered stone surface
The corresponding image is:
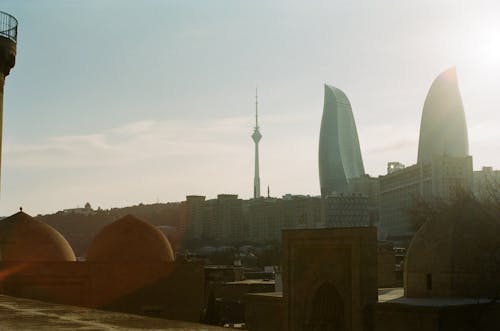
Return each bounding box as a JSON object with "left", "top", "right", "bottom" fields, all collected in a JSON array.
[{"left": 0, "top": 295, "right": 224, "bottom": 330}]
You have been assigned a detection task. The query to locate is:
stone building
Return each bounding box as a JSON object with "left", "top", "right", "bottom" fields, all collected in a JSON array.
[
  {"left": 0, "top": 11, "right": 17, "bottom": 182},
  {"left": 245, "top": 227, "right": 378, "bottom": 331},
  {"left": 0, "top": 211, "right": 206, "bottom": 322},
  {"left": 374, "top": 197, "right": 500, "bottom": 331},
  {"left": 245, "top": 197, "right": 500, "bottom": 331}
]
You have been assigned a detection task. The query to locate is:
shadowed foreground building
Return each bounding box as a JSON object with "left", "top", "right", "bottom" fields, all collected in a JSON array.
[
  {"left": 245, "top": 199, "right": 500, "bottom": 331},
  {"left": 0, "top": 212, "right": 206, "bottom": 322},
  {"left": 0, "top": 295, "right": 226, "bottom": 330}
]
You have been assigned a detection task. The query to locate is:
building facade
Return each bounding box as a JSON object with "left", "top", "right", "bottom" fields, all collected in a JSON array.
[
  {"left": 473, "top": 166, "right": 500, "bottom": 201},
  {"left": 417, "top": 67, "right": 469, "bottom": 164},
  {"left": 379, "top": 155, "right": 473, "bottom": 239},
  {"left": 183, "top": 193, "right": 371, "bottom": 245},
  {"left": 184, "top": 194, "right": 244, "bottom": 244},
  {"left": 319, "top": 84, "right": 365, "bottom": 197},
  {"left": 379, "top": 68, "right": 473, "bottom": 240}
]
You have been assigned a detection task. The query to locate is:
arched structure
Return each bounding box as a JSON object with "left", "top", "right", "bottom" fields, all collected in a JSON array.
[
  {"left": 319, "top": 84, "right": 365, "bottom": 197},
  {"left": 417, "top": 67, "right": 469, "bottom": 164},
  {"left": 306, "top": 282, "right": 344, "bottom": 331},
  {"left": 0, "top": 211, "right": 76, "bottom": 261},
  {"left": 86, "top": 214, "right": 175, "bottom": 262}
]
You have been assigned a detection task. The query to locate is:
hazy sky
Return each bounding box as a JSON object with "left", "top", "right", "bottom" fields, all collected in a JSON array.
[{"left": 1, "top": 0, "right": 500, "bottom": 215}]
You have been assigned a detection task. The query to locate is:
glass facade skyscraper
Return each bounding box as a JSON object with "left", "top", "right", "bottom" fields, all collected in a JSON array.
[
  {"left": 417, "top": 67, "right": 469, "bottom": 164},
  {"left": 319, "top": 84, "right": 365, "bottom": 197}
]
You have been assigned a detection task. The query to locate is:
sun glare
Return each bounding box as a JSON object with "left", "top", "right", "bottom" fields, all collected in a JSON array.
[{"left": 474, "top": 24, "right": 500, "bottom": 66}]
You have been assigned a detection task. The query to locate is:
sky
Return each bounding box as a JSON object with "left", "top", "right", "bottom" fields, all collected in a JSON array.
[{"left": 1, "top": 0, "right": 500, "bottom": 215}]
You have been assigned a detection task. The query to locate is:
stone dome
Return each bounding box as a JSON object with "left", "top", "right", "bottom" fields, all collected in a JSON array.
[
  {"left": 86, "top": 214, "right": 174, "bottom": 262},
  {"left": 0, "top": 211, "right": 76, "bottom": 261},
  {"left": 405, "top": 198, "right": 500, "bottom": 298}
]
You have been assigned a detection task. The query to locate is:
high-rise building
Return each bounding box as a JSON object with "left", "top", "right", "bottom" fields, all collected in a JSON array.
[
  {"left": 184, "top": 195, "right": 206, "bottom": 240},
  {"left": 251, "top": 90, "right": 262, "bottom": 199},
  {"left": 379, "top": 68, "right": 473, "bottom": 240},
  {"left": 319, "top": 84, "right": 365, "bottom": 197},
  {"left": 0, "top": 12, "right": 17, "bottom": 183},
  {"left": 417, "top": 67, "right": 469, "bottom": 164},
  {"left": 183, "top": 194, "right": 244, "bottom": 244}
]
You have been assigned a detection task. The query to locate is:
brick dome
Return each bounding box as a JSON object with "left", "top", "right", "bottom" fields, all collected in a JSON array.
[
  {"left": 0, "top": 211, "right": 76, "bottom": 261},
  {"left": 405, "top": 198, "right": 500, "bottom": 298},
  {"left": 86, "top": 214, "right": 174, "bottom": 262}
]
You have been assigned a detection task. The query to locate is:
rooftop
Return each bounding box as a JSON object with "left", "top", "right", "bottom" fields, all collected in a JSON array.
[
  {"left": 224, "top": 279, "right": 275, "bottom": 285},
  {"left": 377, "top": 288, "right": 499, "bottom": 307},
  {"left": 0, "top": 295, "right": 224, "bottom": 330},
  {"left": 245, "top": 292, "right": 283, "bottom": 298}
]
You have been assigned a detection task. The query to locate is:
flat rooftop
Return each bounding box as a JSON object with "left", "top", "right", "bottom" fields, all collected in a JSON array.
[
  {"left": 378, "top": 288, "right": 498, "bottom": 307},
  {"left": 0, "top": 295, "right": 224, "bottom": 330},
  {"left": 224, "top": 279, "right": 275, "bottom": 285}
]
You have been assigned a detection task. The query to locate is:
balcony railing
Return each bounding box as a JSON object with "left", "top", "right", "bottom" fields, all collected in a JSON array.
[{"left": 0, "top": 11, "right": 17, "bottom": 43}]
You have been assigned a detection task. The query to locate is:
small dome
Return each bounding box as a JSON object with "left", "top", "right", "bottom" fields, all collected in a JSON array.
[
  {"left": 405, "top": 198, "right": 500, "bottom": 298},
  {"left": 0, "top": 211, "right": 76, "bottom": 261},
  {"left": 86, "top": 214, "right": 174, "bottom": 262}
]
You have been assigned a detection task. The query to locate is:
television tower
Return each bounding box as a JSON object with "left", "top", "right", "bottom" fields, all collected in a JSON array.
[
  {"left": 0, "top": 11, "right": 17, "bottom": 185},
  {"left": 251, "top": 89, "right": 262, "bottom": 199}
]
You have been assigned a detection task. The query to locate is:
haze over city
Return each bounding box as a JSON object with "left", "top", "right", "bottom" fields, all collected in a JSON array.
[{"left": 2, "top": 0, "right": 500, "bottom": 215}]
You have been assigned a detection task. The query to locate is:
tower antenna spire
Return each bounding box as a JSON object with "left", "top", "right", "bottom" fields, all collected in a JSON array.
[
  {"left": 255, "top": 88, "right": 259, "bottom": 128},
  {"left": 251, "top": 88, "right": 262, "bottom": 199}
]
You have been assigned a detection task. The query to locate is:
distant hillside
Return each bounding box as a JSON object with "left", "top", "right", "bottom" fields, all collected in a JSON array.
[{"left": 37, "top": 202, "right": 182, "bottom": 258}]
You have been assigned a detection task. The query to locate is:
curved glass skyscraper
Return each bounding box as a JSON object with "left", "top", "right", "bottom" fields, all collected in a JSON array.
[
  {"left": 319, "top": 84, "right": 365, "bottom": 197},
  {"left": 417, "top": 67, "right": 469, "bottom": 164}
]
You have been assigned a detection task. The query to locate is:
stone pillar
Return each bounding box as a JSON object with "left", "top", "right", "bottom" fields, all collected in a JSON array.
[{"left": 0, "top": 34, "right": 17, "bottom": 182}]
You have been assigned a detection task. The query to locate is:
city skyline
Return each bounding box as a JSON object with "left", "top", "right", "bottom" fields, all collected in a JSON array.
[{"left": 1, "top": 1, "right": 500, "bottom": 215}]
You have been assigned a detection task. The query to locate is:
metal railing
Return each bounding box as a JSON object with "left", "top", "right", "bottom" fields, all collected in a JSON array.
[{"left": 0, "top": 11, "right": 17, "bottom": 43}]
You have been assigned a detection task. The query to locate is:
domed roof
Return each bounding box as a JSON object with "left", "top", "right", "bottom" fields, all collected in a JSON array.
[
  {"left": 405, "top": 198, "right": 500, "bottom": 298},
  {"left": 86, "top": 214, "right": 174, "bottom": 262},
  {"left": 0, "top": 211, "right": 76, "bottom": 261}
]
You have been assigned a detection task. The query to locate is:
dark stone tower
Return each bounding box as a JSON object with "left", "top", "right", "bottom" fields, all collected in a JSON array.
[{"left": 0, "top": 11, "right": 17, "bottom": 181}]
